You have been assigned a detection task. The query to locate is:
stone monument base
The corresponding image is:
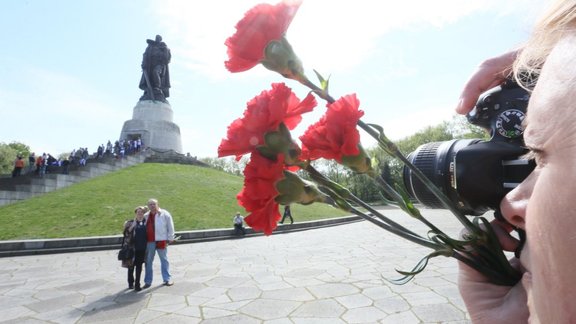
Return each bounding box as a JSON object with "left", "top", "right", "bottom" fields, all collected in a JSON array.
[{"left": 120, "top": 100, "right": 182, "bottom": 153}]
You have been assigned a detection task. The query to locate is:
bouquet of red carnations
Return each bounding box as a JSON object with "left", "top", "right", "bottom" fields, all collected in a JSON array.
[{"left": 218, "top": 0, "right": 520, "bottom": 286}]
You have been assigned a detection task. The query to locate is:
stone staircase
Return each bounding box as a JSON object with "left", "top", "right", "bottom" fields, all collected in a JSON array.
[
  {"left": 0, "top": 151, "right": 153, "bottom": 206},
  {"left": 0, "top": 148, "right": 211, "bottom": 207}
]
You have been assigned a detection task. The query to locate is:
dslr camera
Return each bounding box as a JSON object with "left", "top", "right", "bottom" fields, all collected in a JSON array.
[{"left": 402, "top": 80, "right": 535, "bottom": 215}]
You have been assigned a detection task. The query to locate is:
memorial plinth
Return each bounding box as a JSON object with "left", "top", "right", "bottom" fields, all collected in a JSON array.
[{"left": 119, "top": 100, "right": 182, "bottom": 153}]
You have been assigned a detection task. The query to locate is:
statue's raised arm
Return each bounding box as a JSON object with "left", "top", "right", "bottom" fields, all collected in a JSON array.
[{"left": 138, "top": 35, "right": 171, "bottom": 102}]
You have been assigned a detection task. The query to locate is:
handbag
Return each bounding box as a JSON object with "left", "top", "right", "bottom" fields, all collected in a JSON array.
[
  {"left": 117, "top": 232, "right": 135, "bottom": 261},
  {"left": 117, "top": 245, "right": 135, "bottom": 260}
]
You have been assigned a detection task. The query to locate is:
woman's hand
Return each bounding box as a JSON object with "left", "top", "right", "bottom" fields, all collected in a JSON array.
[
  {"left": 456, "top": 50, "right": 519, "bottom": 115},
  {"left": 457, "top": 219, "right": 529, "bottom": 323}
]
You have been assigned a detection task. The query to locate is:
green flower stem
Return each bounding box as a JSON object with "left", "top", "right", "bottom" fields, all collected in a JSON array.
[
  {"left": 347, "top": 191, "right": 428, "bottom": 240},
  {"left": 305, "top": 164, "right": 413, "bottom": 233},
  {"left": 302, "top": 77, "right": 477, "bottom": 232},
  {"left": 356, "top": 120, "right": 478, "bottom": 232},
  {"left": 372, "top": 174, "right": 448, "bottom": 236},
  {"left": 298, "top": 75, "right": 520, "bottom": 285},
  {"left": 474, "top": 217, "right": 521, "bottom": 280},
  {"left": 347, "top": 205, "right": 444, "bottom": 251},
  {"left": 452, "top": 250, "right": 521, "bottom": 286},
  {"left": 305, "top": 164, "right": 440, "bottom": 250}
]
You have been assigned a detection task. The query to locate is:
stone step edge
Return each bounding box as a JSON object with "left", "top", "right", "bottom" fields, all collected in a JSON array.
[{"left": 0, "top": 216, "right": 363, "bottom": 257}]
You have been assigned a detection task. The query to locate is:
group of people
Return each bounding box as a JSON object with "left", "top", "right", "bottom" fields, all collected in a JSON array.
[
  {"left": 11, "top": 150, "right": 90, "bottom": 178},
  {"left": 120, "top": 198, "right": 176, "bottom": 291},
  {"left": 9, "top": 137, "right": 145, "bottom": 178},
  {"left": 11, "top": 152, "right": 56, "bottom": 177},
  {"left": 96, "top": 138, "right": 143, "bottom": 160}
]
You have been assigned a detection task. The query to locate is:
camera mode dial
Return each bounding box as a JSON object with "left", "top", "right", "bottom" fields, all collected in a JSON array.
[{"left": 495, "top": 109, "right": 525, "bottom": 139}]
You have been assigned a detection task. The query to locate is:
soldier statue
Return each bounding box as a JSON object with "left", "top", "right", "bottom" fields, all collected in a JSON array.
[{"left": 139, "top": 35, "right": 171, "bottom": 102}]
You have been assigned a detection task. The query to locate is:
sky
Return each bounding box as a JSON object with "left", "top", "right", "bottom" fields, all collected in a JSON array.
[{"left": 0, "top": 0, "right": 547, "bottom": 159}]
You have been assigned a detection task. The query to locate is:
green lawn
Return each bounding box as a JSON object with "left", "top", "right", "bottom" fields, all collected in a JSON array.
[{"left": 0, "top": 163, "right": 348, "bottom": 240}]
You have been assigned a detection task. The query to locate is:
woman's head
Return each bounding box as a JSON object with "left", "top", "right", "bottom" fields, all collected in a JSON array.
[
  {"left": 502, "top": 31, "right": 576, "bottom": 323},
  {"left": 134, "top": 206, "right": 148, "bottom": 219}
]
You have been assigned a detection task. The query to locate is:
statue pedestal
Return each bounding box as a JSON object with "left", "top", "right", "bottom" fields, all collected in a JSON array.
[{"left": 119, "top": 100, "right": 183, "bottom": 153}]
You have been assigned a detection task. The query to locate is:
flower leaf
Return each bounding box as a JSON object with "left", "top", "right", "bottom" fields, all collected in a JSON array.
[
  {"left": 394, "top": 182, "right": 422, "bottom": 218},
  {"left": 387, "top": 250, "right": 451, "bottom": 285},
  {"left": 313, "top": 69, "right": 330, "bottom": 92}
]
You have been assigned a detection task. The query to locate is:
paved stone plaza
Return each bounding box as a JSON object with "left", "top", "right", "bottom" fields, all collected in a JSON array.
[{"left": 0, "top": 209, "right": 473, "bottom": 323}]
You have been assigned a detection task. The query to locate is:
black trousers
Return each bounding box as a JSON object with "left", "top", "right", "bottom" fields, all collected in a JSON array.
[
  {"left": 127, "top": 249, "right": 146, "bottom": 287},
  {"left": 234, "top": 224, "right": 245, "bottom": 236},
  {"left": 280, "top": 213, "right": 293, "bottom": 224}
]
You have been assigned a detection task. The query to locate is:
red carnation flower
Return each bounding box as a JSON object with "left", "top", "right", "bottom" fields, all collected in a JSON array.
[
  {"left": 225, "top": 0, "right": 302, "bottom": 73},
  {"left": 300, "top": 94, "right": 364, "bottom": 162},
  {"left": 238, "top": 152, "right": 285, "bottom": 235},
  {"left": 218, "top": 82, "right": 317, "bottom": 159}
]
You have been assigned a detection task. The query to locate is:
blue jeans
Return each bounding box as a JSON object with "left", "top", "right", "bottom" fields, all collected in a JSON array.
[{"left": 144, "top": 242, "right": 171, "bottom": 285}]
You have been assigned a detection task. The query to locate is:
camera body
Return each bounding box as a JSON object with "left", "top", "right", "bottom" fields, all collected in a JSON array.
[{"left": 403, "top": 81, "right": 535, "bottom": 215}]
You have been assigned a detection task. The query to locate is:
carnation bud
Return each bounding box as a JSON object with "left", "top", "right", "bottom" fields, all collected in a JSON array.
[
  {"left": 275, "top": 170, "right": 330, "bottom": 205},
  {"left": 263, "top": 130, "right": 290, "bottom": 154},
  {"left": 341, "top": 144, "right": 374, "bottom": 175},
  {"left": 261, "top": 36, "right": 306, "bottom": 83},
  {"left": 259, "top": 123, "right": 303, "bottom": 166}
]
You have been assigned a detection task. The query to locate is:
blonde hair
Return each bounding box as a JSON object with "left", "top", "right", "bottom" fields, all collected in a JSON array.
[{"left": 514, "top": 0, "right": 576, "bottom": 87}]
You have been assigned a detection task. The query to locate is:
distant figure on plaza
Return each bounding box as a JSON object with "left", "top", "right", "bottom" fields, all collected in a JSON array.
[
  {"left": 233, "top": 212, "right": 245, "bottom": 236},
  {"left": 139, "top": 35, "right": 171, "bottom": 102},
  {"left": 143, "top": 198, "right": 175, "bottom": 288},
  {"left": 280, "top": 205, "right": 293, "bottom": 224}
]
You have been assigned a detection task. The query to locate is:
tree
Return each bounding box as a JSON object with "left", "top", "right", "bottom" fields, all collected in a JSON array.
[
  {"left": 446, "top": 114, "right": 489, "bottom": 140},
  {"left": 200, "top": 156, "right": 249, "bottom": 176},
  {"left": 0, "top": 142, "right": 31, "bottom": 175}
]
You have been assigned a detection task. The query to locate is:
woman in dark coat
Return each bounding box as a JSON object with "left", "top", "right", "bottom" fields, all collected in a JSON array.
[{"left": 122, "top": 206, "right": 148, "bottom": 291}]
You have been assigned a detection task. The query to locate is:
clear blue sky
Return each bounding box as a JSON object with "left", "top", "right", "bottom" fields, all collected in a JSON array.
[{"left": 0, "top": 0, "right": 546, "bottom": 159}]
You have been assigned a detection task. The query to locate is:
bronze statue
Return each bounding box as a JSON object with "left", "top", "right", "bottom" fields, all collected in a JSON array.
[{"left": 139, "top": 35, "right": 171, "bottom": 102}]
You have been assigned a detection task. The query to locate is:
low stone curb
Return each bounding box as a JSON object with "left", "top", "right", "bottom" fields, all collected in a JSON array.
[{"left": 0, "top": 215, "right": 362, "bottom": 257}]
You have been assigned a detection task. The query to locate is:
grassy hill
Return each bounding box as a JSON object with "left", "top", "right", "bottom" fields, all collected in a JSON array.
[{"left": 0, "top": 163, "right": 348, "bottom": 240}]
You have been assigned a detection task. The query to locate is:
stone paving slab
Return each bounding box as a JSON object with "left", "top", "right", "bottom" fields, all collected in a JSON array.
[{"left": 0, "top": 209, "right": 474, "bottom": 323}]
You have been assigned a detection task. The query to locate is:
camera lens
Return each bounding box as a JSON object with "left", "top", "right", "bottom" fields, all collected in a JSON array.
[
  {"left": 403, "top": 139, "right": 482, "bottom": 213},
  {"left": 403, "top": 139, "right": 534, "bottom": 215}
]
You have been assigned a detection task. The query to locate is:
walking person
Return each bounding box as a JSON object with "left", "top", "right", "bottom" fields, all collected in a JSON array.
[
  {"left": 233, "top": 212, "right": 245, "bottom": 236},
  {"left": 280, "top": 205, "right": 293, "bottom": 224},
  {"left": 143, "top": 198, "right": 175, "bottom": 288}
]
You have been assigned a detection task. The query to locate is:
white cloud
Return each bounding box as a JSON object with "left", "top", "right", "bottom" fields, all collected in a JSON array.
[{"left": 151, "top": 0, "right": 544, "bottom": 80}]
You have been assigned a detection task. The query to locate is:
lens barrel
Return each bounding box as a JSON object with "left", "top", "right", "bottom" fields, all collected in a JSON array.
[
  {"left": 403, "top": 139, "right": 534, "bottom": 215},
  {"left": 404, "top": 139, "right": 481, "bottom": 213}
]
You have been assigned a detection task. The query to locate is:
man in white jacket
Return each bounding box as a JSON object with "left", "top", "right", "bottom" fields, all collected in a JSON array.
[{"left": 142, "top": 198, "right": 175, "bottom": 288}]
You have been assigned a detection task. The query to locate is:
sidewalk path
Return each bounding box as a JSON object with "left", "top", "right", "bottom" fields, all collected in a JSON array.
[{"left": 0, "top": 209, "right": 472, "bottom": 323}]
